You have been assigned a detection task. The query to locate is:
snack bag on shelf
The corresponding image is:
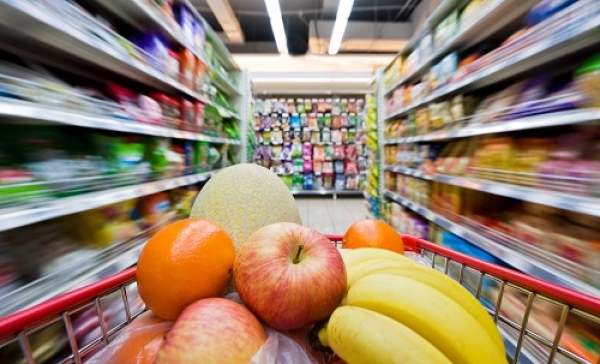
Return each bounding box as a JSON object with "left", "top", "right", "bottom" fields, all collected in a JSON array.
[
  {"left": 323, "top": 113, "right": 332, "bottom": 128},
  {"left": 302, "top": 159, "right": 313, "bottom": 173},
  {"left": 311, "top": 131, "right": 320, "bottom": 144},
  {"left": 313, "top": 145, "right": 325, "bottom": 161},
  {"left": 345, "top": 160, "right": 359, "bottom": 176},
  {"left": 290, "top": 113, "right": 302, "bottom": 129},
  {"left": 313, "top": 161, "right": 323, "bottom": 174},
  {"left": 323, "top": 161, "right": 334, "bottom": 174},
  {"left": 331, "top": 130, "right": 342, "bottom": 143},
  {"left": 271, "top": 130, "right": 283, "bottom": 145},
  {"left": 333, "top": 144, "right": 345, "bottom": 160},
  {"left": 335, "top": 174, "right": 345, "bottom": 190},
  {"left": 302, "top": 143, "right": 313, "bottom": 159},
  {"left": 282, "top": 160, "right": 293, "bottom": 174},
  {"left": 324, "top": 144, "right": 334, "bottom": 160},
  {"left": 302, "top": 129, "right": 311, "bottom": 143},
  {"left": 314, "top": 174, "right": 324, "bottom": 188},
  {"left": 271, "top": 146, "right": 282, "bottom": 160},
  {"left": 293, "top": 159, "right": 303, "bottom": 173},
  {"left": 334, "top": 160, "right": 345, "bottom": 174},
  {"left": 281, "top": 144, "right": 292, "bottom": 160},
  {"left": 346, "top": 175, "right": 359, "bottom": 190},
  {"left": 345, "top": 144, "right": 357, "bottom": 160},
  {"left": 293, "top": 173, "right": 303, "bottom": 189},
  {"left": 321, "top": 128, "right": 331, "bottom": 143},
  {"left": 303, "top": 173, "right": 314, "bottom": 190},
  {"left": 323, "top": 173, "right": 334, "bottom": 189}
]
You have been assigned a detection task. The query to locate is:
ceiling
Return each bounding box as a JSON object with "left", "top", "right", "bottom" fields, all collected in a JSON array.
[{"left": 190, "top": 0, "right": 423, "bottom": 55}]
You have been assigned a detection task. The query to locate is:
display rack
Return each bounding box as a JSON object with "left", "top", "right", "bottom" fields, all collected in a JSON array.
[
  {"left": 384, "top": 190, "right": 600, "bottom": 297},
  {"left": 0, "top": 0, "right": 249, "bottom": 310},
  {"left": 251, "top": 97, "right": 368, "bottom": 196},
  {"left": 0, "top": 170, "right": 219, "bottom": 232},
  {"left": 377, "top": 0, "right": 600, "bottom": 357}
]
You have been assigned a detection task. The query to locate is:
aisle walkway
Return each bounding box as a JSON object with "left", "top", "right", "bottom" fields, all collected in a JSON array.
[{"left": 296, "top": 197, "right": 368, "bottom": 235}]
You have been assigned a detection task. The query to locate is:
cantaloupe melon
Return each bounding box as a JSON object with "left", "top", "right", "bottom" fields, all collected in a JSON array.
[{"left": 190, "top": 164, "right": 303, "bottom": 250}]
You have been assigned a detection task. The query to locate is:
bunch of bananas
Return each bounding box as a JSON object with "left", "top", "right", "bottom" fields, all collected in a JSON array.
[{"left": 318, "top": 248, "right": 507, "bottom": 364}]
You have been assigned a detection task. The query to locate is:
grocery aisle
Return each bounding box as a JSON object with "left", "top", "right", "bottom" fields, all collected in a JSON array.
[{"left": 296, "top": 197, "right": 367, "bottom": 234}]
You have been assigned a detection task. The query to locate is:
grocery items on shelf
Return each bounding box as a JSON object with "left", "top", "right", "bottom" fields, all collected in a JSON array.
[
  {"left": 385, "top": 0, "right": 599, "bottom": 120},
  {"left": 0, "top": 187, "right": 197, "bottom": 316},
  {"left": 0, "top": 125, "right": 233, "bottom": 209},
  {"left": 251, "top": 98, "right": 368, "bottom": 193},
  {"left": 363, "top": 95, "right": 380, "bottom": 218},
  {"left": 379, "top": 0, "right": 600, "bottom": 300}
]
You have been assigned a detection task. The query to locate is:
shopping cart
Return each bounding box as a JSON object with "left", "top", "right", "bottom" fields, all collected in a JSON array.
[{"left": 0, "top": 234, "right": 599, "bottom": 364}]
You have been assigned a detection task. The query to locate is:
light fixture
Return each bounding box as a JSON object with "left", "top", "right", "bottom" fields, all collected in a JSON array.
[
  {"left": 328, "top": 0, "right": 355, "bottom": 55},
  {"left": 264, "top": 0, "right": 288, "bottom": 54},
  {"left": 204, "top": 0, "right": 244, "bottom": 43}
]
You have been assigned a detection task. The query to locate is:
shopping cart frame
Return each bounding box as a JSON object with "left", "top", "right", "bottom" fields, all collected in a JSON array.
[{"left": 1, "top": 234, "right": 599, "bottom": 364}]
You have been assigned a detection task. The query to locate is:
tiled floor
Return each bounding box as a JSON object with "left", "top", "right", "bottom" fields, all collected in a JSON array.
[{"left": 295, "top": 197, "right": 368, "bottom": 235}]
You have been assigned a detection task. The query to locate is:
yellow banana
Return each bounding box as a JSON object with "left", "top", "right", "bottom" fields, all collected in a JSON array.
[
  {"left": 347, "top": 259, "right": 416, "bottom": 287},
  {"left": 340, "top": 248, "right": 415, "bottom": 272},
  {"left": 328, "top": 306, "right": 452, "bottom": 364},
  {"left": 361, "top": 264, "right": 506, "bottom": 353},
  {"left": 347, "top": 274, "right": 507, "bottom": 364},
  {"left": 317, "top": 324, "right": 329, "bottom": 347}
]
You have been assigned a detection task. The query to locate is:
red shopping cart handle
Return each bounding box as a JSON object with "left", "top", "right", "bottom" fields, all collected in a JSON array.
[
  {"left": 0, "top": 267, "right": 137, "bottom": 338},
  {"left": 405, "top": 235, "right": 600, "bottom": 317},
  {"left": 1, "top": 234, "right": 599, "bottom": 339}
]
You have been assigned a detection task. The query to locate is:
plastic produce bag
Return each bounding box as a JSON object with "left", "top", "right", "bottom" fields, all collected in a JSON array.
[
  {"left": 226, "top": 293, "right": 329, "bottom": 364},
  {"left": 86, "top": 311, "right": 172, "bottom": 364}
]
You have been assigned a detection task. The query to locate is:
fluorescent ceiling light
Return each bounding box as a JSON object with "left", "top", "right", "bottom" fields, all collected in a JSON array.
[
  {"left": 328, "top": 0, "right": 355, "bottom": 55},
  {"left": 264, "top": 0, "right": 288, "bottom": 54}
]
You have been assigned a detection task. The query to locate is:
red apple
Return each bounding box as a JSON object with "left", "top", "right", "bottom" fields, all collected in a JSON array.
[
  {"left": 155, "top": 298, "right": 266, "bottom": 363},
  {"left": 233, "top": 222, "right": 346, "bottom": 331}
]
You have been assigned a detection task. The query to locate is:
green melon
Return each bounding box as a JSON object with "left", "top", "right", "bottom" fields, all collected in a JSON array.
[{"left": 190, "top": 164, "right": 303, "bottom": 249}]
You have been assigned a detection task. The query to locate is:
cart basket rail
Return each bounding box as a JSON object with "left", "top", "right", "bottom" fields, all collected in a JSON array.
[{"left": 0, "top": 234, "right": 599, "bottom": 364}]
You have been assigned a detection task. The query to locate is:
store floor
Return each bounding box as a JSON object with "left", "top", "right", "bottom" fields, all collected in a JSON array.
[{"left": 296, "top": 197, "right": 367, "bottom": 235}]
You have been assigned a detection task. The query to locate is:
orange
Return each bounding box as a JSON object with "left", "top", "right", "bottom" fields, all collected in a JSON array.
[
  {"left": 137, "top": 218, "right": 235, "bottom": 321},
  {"left": 342, "top": 220, "right": 404, "bottom": 253}
]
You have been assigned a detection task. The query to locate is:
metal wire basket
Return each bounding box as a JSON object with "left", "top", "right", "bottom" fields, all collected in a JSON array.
[{"left": 0, "top": 234, "right": 598, "bottom": 363}]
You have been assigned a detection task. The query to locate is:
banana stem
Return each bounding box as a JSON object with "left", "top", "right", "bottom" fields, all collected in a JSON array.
[{"left": 294, "top": 245, "right": 304, "bottom": 264}]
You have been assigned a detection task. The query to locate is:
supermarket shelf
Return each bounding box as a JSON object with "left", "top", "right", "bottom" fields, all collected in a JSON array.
[
  {"left": 0, "top": 218, "right": 170, "bottom": 316},
  {"left": 0, "top": 171, "right": 218, "bottom": 232},
  {"left": 183, "top": 0, "right": 240, "bottom": 73},
  {"left": 0, "top": 1, "right": 240, "bottom": 118},
  {"left": 389, "top": 0, "right": 463, "bottom": 60},
  {"left": 385, "top": 166, "right": 600, "bottom": 218},
  {"left": 385, "top": 0, "right": 536, "bottom": 94},
  {"left": 435, "top": 174, "right": 600, "bottom": 218},
  {"left": 384, "top": 13, "right": 600, "bottom": 120},
  {"left": 383, "top": 190, "right": 600, "bottom": 296},
  {"left": 384, "top": 109, "right": 600, "bottom": 144},
  {"left": 90, "top": 0, "right": 240, "bottom": 97},
  {"left": 291, "top": 189, "right": 363, "bottom": 197},
  {"left": 385, "top": 166, "right": 432, "bottom": 180},
  {"left": 0, "top": 100, "right": 241, "bottom": 144}
]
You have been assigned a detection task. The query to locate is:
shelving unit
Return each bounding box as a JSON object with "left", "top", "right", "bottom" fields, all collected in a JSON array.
[
  {"left": 384, "top": 0, "right": 600, "bottom": 120},
  {"left": 0, "top": 0, "right": 248, "bottom": 312},
  {"left": 377, "top": 5, "right": 600, "bottom": 360},
  {"left": 384, "top": 190, "right": 600, "bottom": 297},
  {"left": 0, "top": 100, "right": 241, "bottom": 144},
  {"left": 251, "top": 97, "right": 368, "bottom": 196},
  {"left": 0, "top": 170, "right": 219, "bottom": 232}
]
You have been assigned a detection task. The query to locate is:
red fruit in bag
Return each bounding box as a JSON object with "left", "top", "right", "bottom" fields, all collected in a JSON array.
[{"left": 89, "top": 311, "right": 172, "bottom": 364}]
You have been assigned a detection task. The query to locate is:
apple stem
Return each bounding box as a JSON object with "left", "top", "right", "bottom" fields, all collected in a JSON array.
[{"left": 294, "top": 245, "right": 304, "bottom": 264}]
